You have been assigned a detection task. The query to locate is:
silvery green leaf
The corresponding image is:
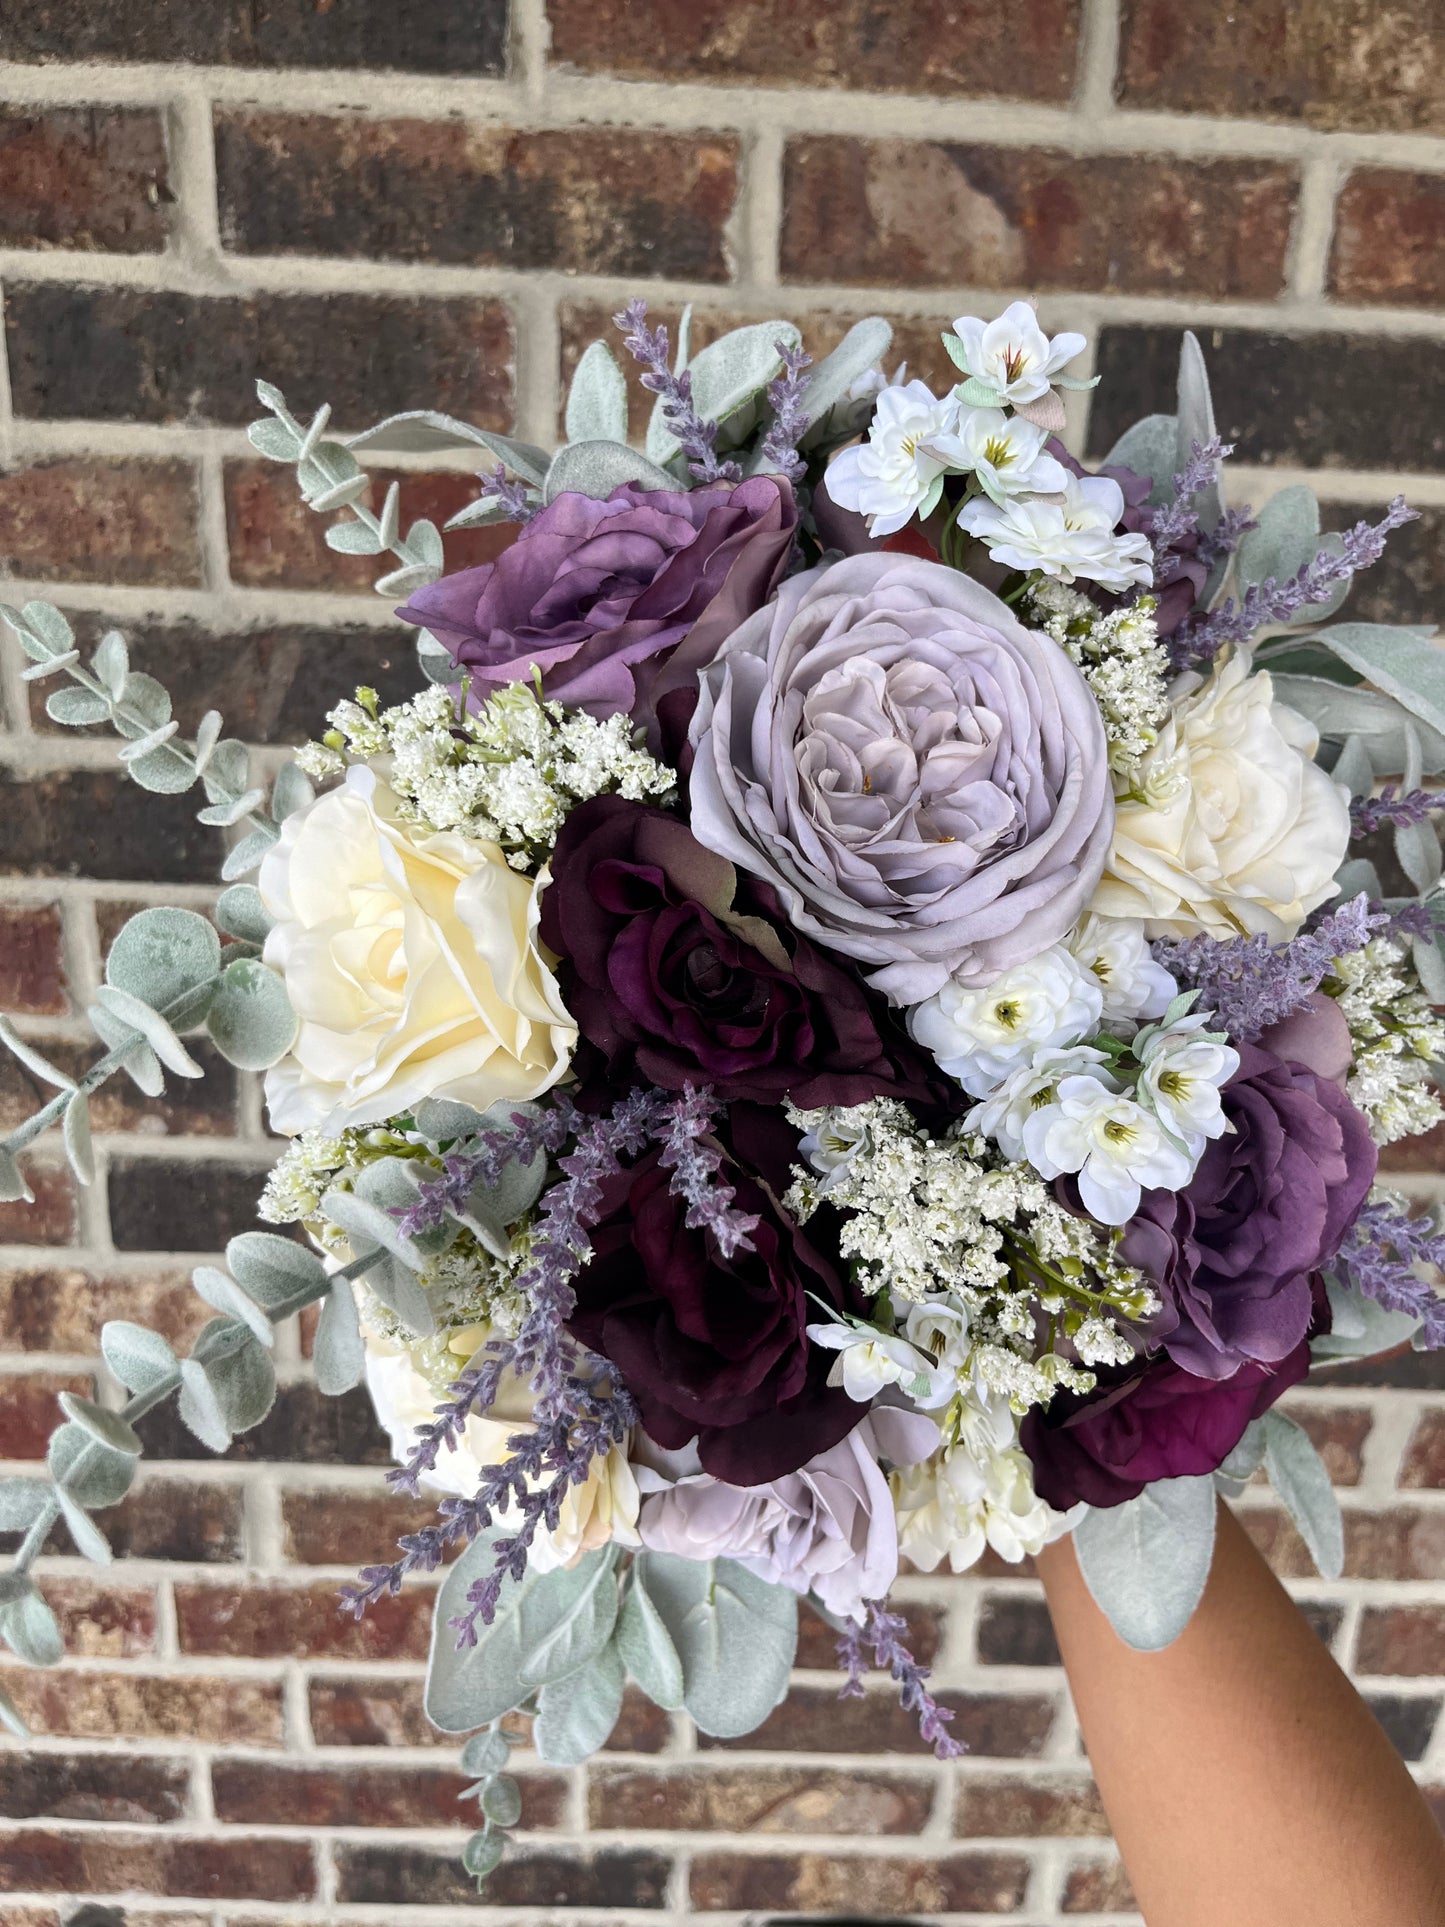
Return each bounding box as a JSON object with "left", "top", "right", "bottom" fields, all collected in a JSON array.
[
  {"left": 534, "top": 1644, "right": 625, "bottom": 1765},
  {"left": 248, "top": 415, "right": 303, "bottom": 460},
  {"left": 375, "top": 481, "right": 402, "bottom": 552},
  {"left": 1175, "top": 332, "right": 1221, "bottom": 534},
  {"left": 1237, "top": 487, "right": 1349, "bottom": 624},
  {"left": 637, "top": 1553, "right": 797, "bottom": 1738},
  {"left": 1413, "top": 929, "right": 1445, "bottom": 1002},
  {"left": 48, "top": 1422, "right": 135, "bottom": 1510},
  {"left": 427, "top": 1535, "right": 542, "bottom": 1731},
  {"left": 62, "top": 1094, "right": 93, "bottom": 1186},
  {"left": 270, "top": 762, "right": 315, "bottom": 823},
  {"left": 343, "top": 1160, "right": 437, "bottom": 1260},
  {"left": 444, "top": 495, "right": 519, "bottom": 531},
  {"left": 101, "top": 1321, "right": 179, "bottom": 1397},
  {"left": 178, "top": 1357, "right": 231, "bottom": 1451},
  {"left": 197, "top": 787, "right": 268, "bottom": 828},
  {"left": 117, "top": 720, "right": 180, "bottom": 764},
  {"left": 675, "top": 302, "right": 693, "bottom": 375},
  {"left": 325, "top": 519, "right": 385, "bottom": 555},
  {"left": 461, "top": 1727, "right": 512, "bottom": 1776},
  {"left": 92, "top": 630, "right": 130, "bottom": 699},
  {"left": 413, "top": 1097, "right": 488, "bottom": 1143},
  {"left": 1397, "top": 817, "right": 1442, "bottom": 895},
  {"left": 544, "top": 440, "right": 676, "bottom": 505},
  {"left": 222, "top": 824, "right": 280, "bottom": 881},
  {"left": 361, "top": 1251, "right": 436, "bottom": 1339},
  {"left": 1297, "top": 624, "right": 1445, "bottom": 739},
  {"left": 314, "top": 1272, "right": 365, "bottom": 1394},
  {"left": 0, "top": 1017, "right": 75, "bottom": 1091},
  {"left": 126, "top": 740, "right": 199, "bottom": 794},
  {"left": 566, "top": 340, "right": 630, "bottom": 447},
  {"left": 215, "top": 885, "right": 272, "bottom": 945},
  {"left": 56, "top": 1392, "right": 143, "bottom": 1457},
  {"left": 57, "top": 1490, "right": 111, "bottom": 1566},
  {"left": 0, "top": 1684, "right": 29, "bottom": 1740},
  {"left": 46, "top": 685, "right": 111, "bottom": 727},
  {"left": 192, "top": 1265, "right": 275, "bottom": 1347},
  {"left": 1214, "top": 1417, "right": 1267, "bottom": 1497},
  {"left": 0, "top": 1149, "right": 33, "bottom": 1204},
  {"left": 1264, "top": 1411, "right": 1344, "bottom": 1580},
  {"left": 1331, "top": 733, "right": 1375, "bottom": 798},
  {"left": 373, "top": 561, "right": 438, "bottom": 598},
  {"left": 111, "top": 673, "right": 170, "bottom": 737},
  {"left": 87, "top": 1004, "right": 164, "bottom": 1096},
  {"left": 480, "top": 1773, "right": 523, "bottom": 1826},
  {"left": 1268, "top": 676, "right": 1445, "bottom": 775},
  {"left": 796, "top": 317, "right": 893, "bottom": 441},
  {"left": 646, "top": 322, "right": 799, "bottom": 467},
  {"left": 0, "top": 1478, "right": 51, "bottom": 1531},
  {"left": 205, "top": 958, "right": 297, "bottom": 1070},
  {"left": 347, "top": 414, "right": 551, "bottom": 486},
  {"left": 189, "top": 1317, "right": 277, "bottom": 1437},
  {"left": 1314, "top": 1277, "right": 1422, "bottom": 1358},
  {"left": 459, "top": 1155, "right": 548, "bottom": 1261},
  {"left": 106, "top": 907, "right": 221, "bottom": 1018},
  {"left": 19, "top": 599, "right": 75, "bottom": 651},
  {"left": 227, "top": 1232, "right": 329, "bottom": 1310},
  {"left": 463, "top": 1829, "right": 504, "bottom": 1882},
  {"left": 518, "top": 1546, "right": 619, "bottom": 1687},
  {"left": 193, "top": 709, "right": 223, "bottom": 771},
  {"left": 202, "top": 737, "right": 251, "bottom": 801},
  {"left": 20, "top": 648, "right": 80, "bottom": 681},
  {"left": 416, "top": 629, "right": 457, "bottom": 682},
  {"left": 1103, "top": 414, "right": 1177, "bottom": 506},
  {"left": 1074, "top": 1475, "right": 1217, "bottom": 1651},
  {"left": 617, "top": 1568, "right": 685, "bottom": 1711},
  {"left": 0, "top": 1582, "right": 63, "bottom": 1667},
  {"left": 91, "top": 987, "right": 203, "bottom": 1079}
]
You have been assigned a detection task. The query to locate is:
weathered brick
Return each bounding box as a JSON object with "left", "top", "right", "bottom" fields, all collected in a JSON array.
[
  {"left": 1366, "top": 1692, "right": 1440, "bottom": 1762},
  {"left": 780, "top": 140, "right": 1297, "bottom": 296},
  {"left": 1330, "top": 170, "right": 1445, "bottom": 308},
  {"left": 0, "top": 456, "right": 201, "bottom": 586},
  {"left": 1356, "top": 1605, "right": 1445, "bottom": 1676},
  {"left": 46, "top": 1577, "right": 158, "bottom": 1658},
  {"left": 0, "top": 904, "right": 67, "bottom": 1014},
  {"left": 1278, "top": 1401, "right": 1372, "bottom": 1486},
  {"left": 547, "top": 0, "right": 1081, "bottom": 99},
  {"left": 0, "top": 1265, "right": 208, "bottom": 1356},
  {"left": 307, "top": 1673, "right": 670, "bottom": 1752},
  {"left": 0, "top": 1664, "right": 282, "bottom": 1746},
  {"left": 1242, "top": 1504, "right": 1445, "bottom": 1582},
  {"left": 1118, "top": 0, "right": 1445, "bottom": 134},
  {"left": 107, "top": 1157, "right": 273, "bottom": 1252},
  {"left": 690, "top": 1848, "right": 1029, "bottom": 1914},
  {"left": 222, "top": 460, "right": 510, "bottom": 595},
  {"left": 0, "top": 1037, "right": 238, "bottom": 1139},
  {"left": 590, "top": 1765, "right": 934, "bottom": 1834},
  {"left": 2, "top": 1478, "right": 242, "bottom": 1565},
  {"left": 0, "top": 1750, "right": 189, "bottom": 1824},
  {"left": 218, "top": 112, "right": 739, "bottom": 282},
  {"left": 1332, "top": 503, "right": 1445, "bottom": 632},
  {"left": 0, "top": 1368, "right": 90, "bottom": 1457},
  {"left": 211, "top": 1758, "right": 566, "bottom": 1830},
  {"left": 0, "top": 1158, "right": 75, "bottom": 1246},
  {"left": 139, "top": 1379, "right": 391, "bottom": 1465},
  {"left": 700, "top": 1685, "right": 1053, "bottom": 1757},
  {"left": 175, "top": 1580, "right": 431, "bottom": 1661},
  {"left": 1, "top": 767, "right": 222, "bottom": 884},
  {"left": 0, "top": 1828, "right": 315, "bottom": 1900},
  {"left": 794, "top": 1598, "right": 942, "bottom": 1669},
  {"left": 0, "top": 106, "right": 171, "bottom": 251},
  {"left": 955, "top": 1774, "right": 1109, "bottom": 1838},
  {"left": 1089, "top": 326, "right": 1445, "bottom": 474},
  {"left": 335, "top": 1843, "right": 672, "bottom": 1908},
  {"left": 281, "top": 1486, "right": 440, "bottom": 1565},
  {"left": 1403, "top": 1409, "right": 1445, "bottom": 1488},
  {"left": 975, "top": 1593, "right": 1060, "bottom": 1668},
  {"left": 5, "top": 285, "right": 514, "bottom": 429},
  {"left": 1062, "top": 1854, "right": 1136, "bottom": 1913}
]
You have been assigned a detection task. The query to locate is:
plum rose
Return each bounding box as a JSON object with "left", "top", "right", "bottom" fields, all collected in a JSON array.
[{"left": 687, "top": 552, "right": 1114, "bottom": 1004}]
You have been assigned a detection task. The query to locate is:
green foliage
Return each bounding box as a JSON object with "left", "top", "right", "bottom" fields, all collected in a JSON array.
[
  {"left": 1074, "top": 1476, "right": 1218, "bottom": 1651},
  {"left": 645, "top": 320, "right": 801, "bottom": 469},
  {"left": 1263, "top": 1412, "right": 1344, "bottom": 1580},
  {"left": 565, "top": 341, "right": 630, "bottom": 447}
]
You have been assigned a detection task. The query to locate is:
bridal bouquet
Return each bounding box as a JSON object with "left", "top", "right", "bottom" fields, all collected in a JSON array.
[{"left": 4, "top": 296, "right": 1444, "bottom": 1881}]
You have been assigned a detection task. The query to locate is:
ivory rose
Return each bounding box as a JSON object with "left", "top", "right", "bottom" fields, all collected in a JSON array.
[
  {"left": 1093, "top": 650, "right": 1351, "bottom": 941},
  {"left": 260, "top": 766, "right": 575, "bottom": 1134}
]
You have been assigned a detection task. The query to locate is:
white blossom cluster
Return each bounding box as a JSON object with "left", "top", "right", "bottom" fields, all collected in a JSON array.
[
  {"left": 297, "top": 680, "right": 674, "bottom": 869},
  {"left": 1330, "top": 938, "right": 1445, "bottom": 1145},
  {"left": 891, "top": 1390, "right": 1077, "bottom": 1573},
  {"left": 1024, "top": 579, "right": 1172, "bottom": 780}
]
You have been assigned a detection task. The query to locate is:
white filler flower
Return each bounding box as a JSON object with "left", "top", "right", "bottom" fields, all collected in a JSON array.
[
  {"left": 951, "top": 406, "right": 1070, "bottom": 505},
  {"left": 1022, "top": 1076, "right": 1195, "bottom": 1224},
  {"left": 946, "top": 299, "right": 1089, "bottom": 429},
  {"left": 822, "top": 379, "right": 965, "bottom": 536},
  {"left": 960, "top": 474, "right": 1154, "bottom": 593},
  {"left": 1067, "top": 912, "right": 1178, "bottom": 1029},
  {"left": 909, "top": 944, "right": 1104, "bottom": 1098}
]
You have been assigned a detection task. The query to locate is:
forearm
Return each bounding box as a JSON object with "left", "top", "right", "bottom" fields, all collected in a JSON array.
[{"left": 1036, "top": 1501, "right": 1445, "bottom": 1927}]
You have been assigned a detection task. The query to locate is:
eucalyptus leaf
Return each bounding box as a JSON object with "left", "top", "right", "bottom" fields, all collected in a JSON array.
[
  {"left": 638, "top": 1552, "right": 797, "bottom": 1738},
  {"left": 314, "top": 1272, "right": 366, "bottom": 1395},
  {"left": 127, "top": 740, "right": 200, "bottom": 794},
  {"left": 112, "top": 671, "right": 170, "bottom": 734},
  {"left": 101, "top": 1321, "right": 180, "bottom": 1397},
  {"left": 0, "top": 1148, "right": 34, "bottom": 1204},
  {"left": 48, "top": 1422, "right": 136, "bottom": 1510},
  {"left": 444, "top": 495, "right": 521, "bottom": 532},
  {"left": 106, "top": 908, "right": 221, "bottom": 1013},
  {"left": 1264, "top": 1411, "right": 1344, "bottom": 1580},
  {"left": 534, "top": 1644, "right": 625, "bottom": 1764},
  {"left": 357, "top": 1251, "right": 436, "bottom": 1341},
  {"left": 185, "top": 1317, "right": 277, "bottom": 1443},
  {"left": 0, "top": 1582, "right": 63, "bottom": 1667},
  {"left": 248, "top": 415, "right": 302, "bottom": 459},
  {"left": 86, "top": 1004, "right": 164, "bottom": 1096},
  {"left": 91, "top": 986, "right": 204, "bottom": 1080},
  {"left": 517, "top": 1545, "right": 619, "bottom": 1688},
  {"left": 197, "top": 787, "right": 268, "bottom": 828},
  {"left": 192, "top": 1265, "right": 275, "bottom": 1347},
  {"left": 325, "top": 520, "right": 385, "bottom": 555},
  {"left": 62, "top": 1094, "right": 94, "bottom": 1186},
  {"left": 347, "top": 413, "right": 551, "bottom": 486},
  {"left": 617, "top": 1567, "right": 685, "bottom": 1711},
  {"left": 566, "top": 341, "right": 630, "bottom": 447},
  {"left": 178, "top": 1357, "right": 232, "bottom": 1452},
  {"left": 46, "top": 686, "right": 112, "bottom": 726},
  {"left": 56, "top": 1392, "right": 142, "bottom": 1457},
  {"left": 463, "top": 1829, "right": 504, "bottom": 1881},
  {"left": 222, "top": 825, "right": 280, "bottom": 882},
  {"left": 1074, "top": 1475, "right": 1217, "bottom": 1651},
  {"left": 92, "top": 630, "right": 130, "bottom": 699},
  {"left": 0, "top": 1018, "right": 75, "bottom": 1091},
  {"left": 56, "top": 1490, "right": 111, "bottom": 1566},
  {"left": 543, "top": 440, "right": 676, "bottom": 505},
  {"left": 205, "top": 958, "right": 298, "bottom": 1070},
  {"left": 461, "top": 1726, "right": 513, "bottom": 1777},
  {"left": 215, "top": 885, "right": 272, "bottom": 945},
  {"left": 0, "top": 1684, "right": 29, "bottom": 1740},
  {"left": 19, "top": 599, "right": 75, "bottom": 651}
]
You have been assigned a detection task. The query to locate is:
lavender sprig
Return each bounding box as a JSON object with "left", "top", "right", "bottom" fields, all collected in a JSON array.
[
  {"left": 758, "top": 339, "right": 813, "bottom": 484},
  {"left": 1146, "top": 437, "right": 1232, "bottom": 578},
  {"left": 1351, "top": 787, "right": 1445, "bottom": 837},
  {"left": 1171, "top": 497, "right": 1418, "bottom": 671},
  {"left": 1197, "top": 502, "right": 1257, "bottom": 572},
  {"left": 613, "top": 299, "right": 741, "bottom": 485},
  {"left": 655, "top": 1084, "right": 760, "bottom": 1258},
  {"left": 836, "top": 1600, "right": 964, "bottom": 1761},
  {"left": 1331, "top": 1197, "right": 1445, "bottom": 1349},
  {"left": 396, "top": 1099, "right": 580, "bottom": 1240},
  {"left": 474, "top": 461, "right": 537, "bottom": 525},
  {"left": 1373, "top": 900, "right": 1438, "bottom": 944},
  {"left": 1154, "top": 894, "right": 1386, "bottom": 1041}
]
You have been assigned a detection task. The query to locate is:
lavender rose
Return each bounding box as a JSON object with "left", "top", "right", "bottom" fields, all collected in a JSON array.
[
  {"left": 398, "top": 477, "right": 796, "bottom": 733},
  {"left": 1122, "top": 1037, "right": 1377, "bottom": 1380},
  {"left": 686, "top": 552, "right": 1115, "bottom": 1004},
  {"left": 637, "top": 1408, "right": 939, "bottom": 1622}
]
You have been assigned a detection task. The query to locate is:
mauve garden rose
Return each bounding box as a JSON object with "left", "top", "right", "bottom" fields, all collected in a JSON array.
[
  {"left": 1020, "top": 1279, "right": 1328, "bottom": 1510},
  {"left": 397, "top": 477, "right": 796, "bottom": 735},
  {"left": 539, "top": 793, "right": 959, "bottom": 1111},
  {"left": 636, "top": 1408, "right": 939, "bottom": 1622},
  {"left": 686, "top": 551, "right": 1115, "bottom": 1004},
  {"left": 567, "top": 1104, "right": 863, "bottom": 1485},
  {"left": 1121, "top": 1038, "right": 1376, "bottom": 1381}
]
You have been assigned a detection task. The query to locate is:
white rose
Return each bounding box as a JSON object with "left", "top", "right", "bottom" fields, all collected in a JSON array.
[
  {"left": 260, "top": 766, "right": 575, "bottom": 1134},
  {"left": 1093, "top": 651, "right": 1351, "bottom": 941},
  {"left": 908, "top": 944, "right": 1104, "bottom": 1098}
]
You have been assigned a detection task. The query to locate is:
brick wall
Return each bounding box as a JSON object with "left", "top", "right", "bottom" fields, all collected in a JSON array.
[{"left": 0, "top": 3, "right": 1443, "bottom": 1921}]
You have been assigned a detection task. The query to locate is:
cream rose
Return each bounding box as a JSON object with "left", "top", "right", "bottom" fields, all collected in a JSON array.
[
  {"left": 1092, "top": 650, "right": 1350, "bottom": 941},
  {"left": 260, "top": 765, "right": 575, "bottom": 1135}
]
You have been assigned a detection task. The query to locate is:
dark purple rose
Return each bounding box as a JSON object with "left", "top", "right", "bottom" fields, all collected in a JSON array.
[
  {"left": 397, "top": 478, "right": 796, "bottom": 735},
  {"left": 1122, "top": 1041, "right": 1377, "bottom": 1381},
  {"left": 540, "top": 794, "right": 957, "bottom": 1113},
  {"left": 1021, "top": 1322, "right": 1318, "bottom": 1510},
  {"left": 1049, "top": 441, "right": 1206, "bottom": 639},
  {"left": 568, "top": 1104, "right": 862, "bottom": 1484}
]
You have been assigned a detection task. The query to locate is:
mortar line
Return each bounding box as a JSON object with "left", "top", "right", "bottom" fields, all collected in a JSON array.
[
  {"left": 1074, "top": 0, "right": 1122, "bottom": 121},
  {"left": 1289, "top": 149, "right": 1346, "bottom": 303}
]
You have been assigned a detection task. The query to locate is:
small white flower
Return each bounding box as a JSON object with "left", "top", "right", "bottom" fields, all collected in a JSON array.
[
  {"left": 892, "top": 1390, "right": 1075, "bottom": 1573},
  {"left": 964, "top": 1045, "right": 1118, "bottom": 1162},
  {"left": 1022, "top": 1076, "right": 1195, "bottom": 1225},
  {"left": 1067, "top": 913, "right": 1178, "bottom": 1030},
  {"left": 909, "top": 945, "right": 1104, "bottom": 1098},
  {"left": 950, "top": 406, "right": 1070, "bottom": 506},
  {"left": 843, "top": 359, "right": 909, "bottom": 405},
  {"left": 960, "top": 474, "right": 1154, "bottom": 593},
  {"left": 946, "top": 300, "right": 1089, "bottom": 429},
  {"left": 1133, "top": 1013, "right": 1239, "bottom": 1155},
  {"left": 902, "top": 1298, "right": 973, "bottom": 1392},
  {"left": 797, "top": 1108, "right": 874, "bottom": 1194},
  {"left": 822, "top": 379, "right": 964, "bottom": 537},
  {"left": 805, "top": 1320, "right": 951, "bottom": 1407}
]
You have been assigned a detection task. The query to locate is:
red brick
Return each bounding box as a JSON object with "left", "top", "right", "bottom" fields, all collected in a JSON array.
[
  {"left": 690, "top": 1849, "right": 1029, "bottom": 1913},
  {"left": 0, "top": 107, "right": 171, "bottom": 251},
  {"left": 175, "top": 1581, "right": 431, "bottom": 1662},
  {"left": 337, "top": 1842, "right": 672, "bottom": 1908},
  {"left": 955, "top": 1774, "right": 1109, "bottom": 1838},
  {"left": 138, "top": 1378, "right": 391, "bottom": 1466},
  {"left": 590, "top": 1765, "right": 934, "bottom": 1834},
  {"left": 0, "top": 1265, "right": 209, "bottom": 1355},
  {"left": 0, "top": 905, "right": 67, "bottom": 1014},
  {"left": 281, "top": 1486, "right": 441, "bottom": 1564},
  {"left": 1118, "top": 0, "right": 1445, "bottom": 134},
  {"left": 1402, "top": 1409, "right": 1445, "bottom": 1489},
  {"left": 0, "top": 1161, "right": 76, "bottom": 1246},
  {"left": 0, "top": 456, "right": 201, "bottom": 586},
  {"left": 223, "top": 458, "right": 511, "bottom": 594},
  {"left": 546, "top": 0, "right": 1083, "bottom": 101},
  {"left": 1062, "top": 1854, "right": 1136, "bottom": 1913},
  {"left": 307, "top": 1674, "right": 671, "bottom": 1753},
  {"left": 0, "top": 1665, "right": 282, "bottom": 1746},
  {"left": 45, "top": 1577, "right": 158, "bottom": 1659},
  {"left": 107, "top": 1156, "right": 274, "bottom": 1253},
  {"left": 0, "top": 1828, "right": 315, "bottom": 1901},
  {"left": 211, "top": 1758, "right": 567, "bottom": 1830},
  {"left": 0, "top": 1749, "right": 190, "bottom": 1824},
  {"left": 218, "top": 111, "right": 739, "bottom": 282},
  {"left": 1356, "top": 1606, "right": 1445, "bottom": 1676},
  {"left": 699, "top": 1684, "right": 1053, "bottom": 1757},
  {"left": 1, "top": 767, "right": 224, "bottom": 886},
  {"left": 1278, "top": 1401, "right": 1372, "bottom": 1486},
  {"left": 0, "top": 1368, "right": 91, "bottom": 1457},
  {"left": 1331, "top": 170, "right": 1445, "bottom": 308},
  {"left": 794, "top": 1600, "right": 942, "bottom": 1669},
  {"left": 780, "top": 139, "right": 1298, "bottom": 296},
  {"left": 1241, "top": 1505, "right": 1445, "bottom": 1582}
]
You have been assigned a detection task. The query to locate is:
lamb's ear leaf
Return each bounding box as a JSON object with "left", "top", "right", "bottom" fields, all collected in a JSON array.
[
  {"left": 1263, "top": 1411, "right": 1344, "bottom": 1581},
  {"left": 314, "top": 1273, "right": 366, "bottom": 1395},
  {"left": 616, "top": 1566, "right": 685, "bottom": 1711},
  {"left": 795, "top": 317, "right": 894, "bottom": 439},
  {"left": 645, "top": 321, "right": 800, "bottom": 466},
  {"left": 543, "top": 440, "right": 677, "bottom": 504},
  {"left": 1103, "top": 413, "right": 1178, "bottom": 504},
  {"left": 347, "top": 413, "right": 551, "bottom": 485},
  {"left": 565, "top": 341, "right": 630, "bottom": 447},
  {"left": 1175, "top": 331, "right": 1222, "bottom": 534},
  {"left": 1073, "top": 1475, "right": 1217, "bottom": 1651},
  {"left": 636, "top": 1552, "right": 797, "bottom": 1737}
]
